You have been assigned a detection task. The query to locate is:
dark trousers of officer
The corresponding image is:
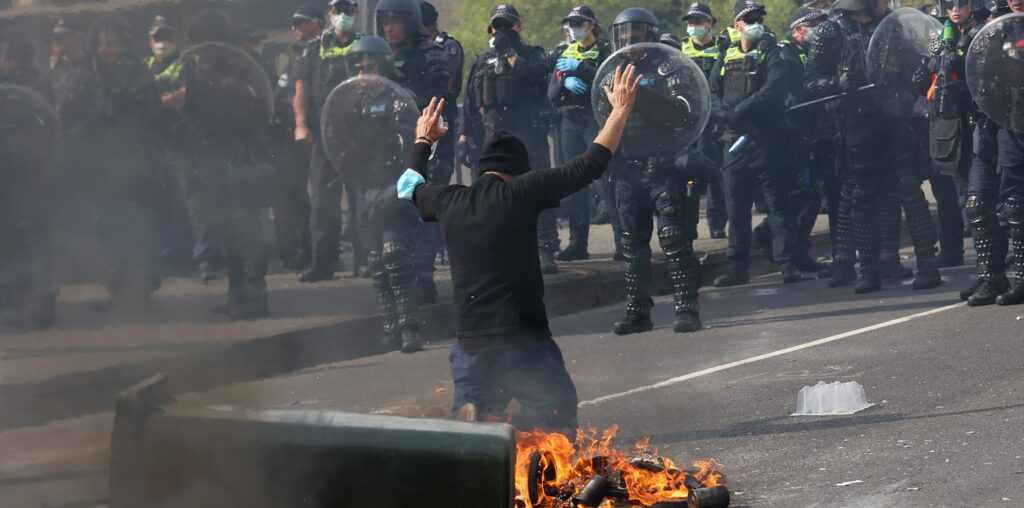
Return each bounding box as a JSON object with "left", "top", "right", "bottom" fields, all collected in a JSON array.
[
  {"left": 152, "top": 156, "right": 195, "bottom": 274},
  {"left": 997, "top": 129, "right": 1024, "bottom": 286},
  {"left": 0, "top": 180, "right": 55, "bottom": 327},
  {"left": 615, "top": 164, "right": 702, "bottom": 317},
  {"left": 186, "top": 165, "right": 226, "bottom": 271},
  {"left": 930, "top": 173, "right": 967, "bottom": 257},
  {"left": 484, "top": 115, "right": 559, "bottom": 253},
  {"left": 268, "top": 130, "right": 312, "bottom": 270},
  {"left": 964, "top": 123, "right": 1009, "bottom": 284},
  {"left": 449, "top": 337, "right": 578, "bottom": 430},
  {"left": 558, "top": 111, "right": 616, "bottom": 253},
  {"left": 307, "top": 138, "right": 344, "bottom": 274},
  {"left": 698, "top": 135, "right": 728, "bottom": 233},
  {"left": 722, "top": 134, "right": 798, "bottom": 270},
  {"left": 192, "top": 146, "right": 268, "bottom": 307},
  {"left": 363, "top": 189, "right": 422, "bottom": 338}
]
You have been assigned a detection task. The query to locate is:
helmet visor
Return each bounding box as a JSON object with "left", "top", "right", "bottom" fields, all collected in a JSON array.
[{"left": 611, "top": 22, "right": 653, "bottom": 51}]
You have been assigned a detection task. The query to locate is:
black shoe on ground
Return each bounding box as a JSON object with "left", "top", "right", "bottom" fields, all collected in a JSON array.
[
  {"left": 713, "top": 270, "right": 750, "bottom": 288},
  {"left": 794, "top": 255, "right": 826, "bottom": 273},
  {"left": 400, "top": 329, "right": 424, "bottom": 353},
  {"left": 827, "top": 262, "right": 857, "bottom": 288},
  {"left": 960, "top": 277, "right": 983, "bottom": 301},
  {"left": 967, "top": 277, "right": 1009, "bottom": 307},
  {"left": 934, "top": 250, "right": 965, "bottom": 268},
  {"left": 912, "top": 262, "right": 942, "bottom": 290},
  {"left": 556, "top": 244, "right": 590, "bottom": 261},
  {"left": 879, "top": 259, "right": 914, "bottom": 279},
  {"left": 540, "top": 251, "right": 559, "bottom": 274},
  {"left": 996, "top": 279, "right": 1024, "bottom": 306},
  {"left": 781, "top": 264, "right": 803, "bottom": 283},
  {"left": 298, "top": 268, "right": 335, "bottom": 283},
  {"left": 817, "top": 265, "right": 834, "bottom": 279},
  {"left": 228, "top": 295, "right": 269, "bottom": 321},
  {"left": 613, "top": 312, "right": 654, "bottom": 335},
  {"left": 854, "top": 268, "right": 882, "bottom": 294},
  {"left": 672, "top": 311, "right": 703, "bottom": 333},
  {"left": 710, "top": 229, "right": 726, "bottom": 239}
]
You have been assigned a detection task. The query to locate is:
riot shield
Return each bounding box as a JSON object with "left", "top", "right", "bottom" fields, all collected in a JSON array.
[
  {"left": 320, "top": 74, "right": 420, "bottom": 189},
  {"left": 0, "top": 84, "right": 62, "bottom": 183},
  {"left": 591, "top": 42, "right": 710, "bottom": 158},
  {"left": 866, "top": 7, "right": 943, "bottom": 118},
  {"left": 966, "top": 13, "right": 1024, "bottom": 133},
  {"left": 179, "top": 42, "right": 274, "bottom": 142}
]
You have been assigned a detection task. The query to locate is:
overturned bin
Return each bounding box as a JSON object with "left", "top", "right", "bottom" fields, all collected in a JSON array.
[{"left": 110, "top": 375, "right": 515, "bottom": 508}]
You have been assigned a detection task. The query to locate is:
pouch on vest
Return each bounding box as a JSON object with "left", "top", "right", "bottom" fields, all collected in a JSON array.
[{"left": 929, "top": 116, "right": 962, "bottom": 176}]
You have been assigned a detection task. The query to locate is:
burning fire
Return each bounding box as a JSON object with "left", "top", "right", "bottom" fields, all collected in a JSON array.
[{"left": 514, "top": 425, "right": 726, "bottom": 507}]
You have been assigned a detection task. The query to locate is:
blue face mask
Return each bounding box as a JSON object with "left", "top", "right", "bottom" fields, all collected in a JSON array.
[
  {"left": 333, "top": 13, "right": 354, "bottom": 32},
  {"left": 569, "top": 27, "right": 588, "bottom": 42},
  {"left": 742, "top": 23, "right": 765, "bottom": 43},
  {"left": 687, "top": 25, "right": 707, "bottom": 40},
  {"left": 805, "top": 28, "right": 816, "bottom": 46}
]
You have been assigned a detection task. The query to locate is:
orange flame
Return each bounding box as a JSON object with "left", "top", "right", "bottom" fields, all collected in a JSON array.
[{"left": 515, "top": 426, "right": 726, "bottom": 507}]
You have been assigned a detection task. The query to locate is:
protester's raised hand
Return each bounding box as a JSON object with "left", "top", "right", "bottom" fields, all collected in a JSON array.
[
  {"left": 416, "top": 97, "right": 448, "bottom": 143},
  {"left": 603, "top": 64, "right": 642, "bottom": 114}
]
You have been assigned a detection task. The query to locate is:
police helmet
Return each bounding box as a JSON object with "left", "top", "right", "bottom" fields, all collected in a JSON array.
[
  {"left": 610, "top": 8, "right": 660, "bottom": 51},
  {"left": 89, "top": 16, "right": 134, "bottom": 62},
  {"left": 375, "top": 0, "right": 429, "bottom": 40},
  {"left": 938, "top": 0, "right": 973, "bottom": 10},
  {"left": 348, "top": 35, "right": 397, "bottom": 74},
  {"left": 832, "top": 0, "right": 873, "bottom": 11}
]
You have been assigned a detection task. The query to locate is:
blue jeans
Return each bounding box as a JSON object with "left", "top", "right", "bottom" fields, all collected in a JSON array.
[{"left": 449, "top": 337, "right": 578, "bottom": 430}]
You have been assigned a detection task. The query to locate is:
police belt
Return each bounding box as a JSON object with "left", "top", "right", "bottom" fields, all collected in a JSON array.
[{"left": 620, "top": 153, "right": 677, "bottom": 178}]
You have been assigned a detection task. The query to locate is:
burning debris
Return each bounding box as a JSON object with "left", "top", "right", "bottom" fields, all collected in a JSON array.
[{"left": 515, "top": 426, "right": 729, "bottom": 508}]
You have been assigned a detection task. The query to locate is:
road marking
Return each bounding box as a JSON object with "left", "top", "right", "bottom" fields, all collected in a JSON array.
[{"left": 579, "top": 302, "right": 964, "bottom": 407}]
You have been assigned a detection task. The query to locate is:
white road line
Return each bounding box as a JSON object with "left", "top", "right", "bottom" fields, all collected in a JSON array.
[{"left": 579, "top": 302, "right": 964, "bottom": 407}]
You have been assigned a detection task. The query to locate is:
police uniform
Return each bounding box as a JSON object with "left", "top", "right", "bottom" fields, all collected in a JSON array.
[
  {"left": 299, "top": 29, "right": 361, "bottom": 280},
  {"left": 463, "top": 5, "right": 559, "bottom": 272},
  {"left": 709, "top": 3, "right": 801, "bottom": 287},
  {"left": 803, "top": 1, "right": 941, "bottom": 293},
  {"left": 550, "top": 8, "right": 614, "bottom": 261}
]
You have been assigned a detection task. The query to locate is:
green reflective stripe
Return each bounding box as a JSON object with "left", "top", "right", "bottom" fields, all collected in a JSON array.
[
  {"left": 727, "top": 27, "right": 741, "bottom": 44},
  {"left": 720, "top": 45, "right": 760, "bottom": 75},
  {"left": 320, "top": 36, "right": 358, "bottom": 60},
  {"left": 561, "top": 41, "right": 601, "bottom": 60},
  {"left": 682, "top": 39, "right": 720, "bottom": 59},
  {"left": 395, "top": 59, "right": 405, "bottom": 68},
  {"left": 145, "top": 56, "right": 156, "bottom": 70},
  {"left": 780, "top": 39, "right": 807, "bottom": 63},
  {"left": 157, "top": 59, "right": 185, "bottom": 83}
]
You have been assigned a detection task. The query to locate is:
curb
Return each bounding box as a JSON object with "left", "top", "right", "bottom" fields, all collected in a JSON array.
[{"left": 0, "top": 231, "right": 833, "bottom": 430}]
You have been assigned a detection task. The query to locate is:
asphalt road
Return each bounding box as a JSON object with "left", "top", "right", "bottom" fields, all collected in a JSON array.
[{"left": 177, "top": 257, "right": 1024, "bottom": 508}]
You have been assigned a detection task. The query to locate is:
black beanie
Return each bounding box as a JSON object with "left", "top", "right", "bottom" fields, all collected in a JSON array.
[{"left": 478, "top": 131, "right": 531, "bottom": 176}]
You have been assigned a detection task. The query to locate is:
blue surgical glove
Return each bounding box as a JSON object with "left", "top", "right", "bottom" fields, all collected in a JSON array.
[
  {"left": 555, "top": 58, "right": 581, "bottom": 72},
  {"left": 397, "top": 168, "right": 425, "bottom": 201},
  {"left": 564, "top": 76, "right": 589, "bottom": 95},
  {"left": 639, "top": 77, "right": 656, "bottom": 88}
]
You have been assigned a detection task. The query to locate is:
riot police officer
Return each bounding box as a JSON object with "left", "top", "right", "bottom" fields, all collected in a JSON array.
[
  {"left": 604, "top": 8, "right": 713, "bottom": 335},
  {"left": 549, "top": 6, "right": 613, "bottom": 261},
  {"left": 710, "top": 0, "right": 803, "bottom": 287},
  {"left": 682, "top": 3, "right": 728, "bottom": 239},
  {"left": 462, "top": 4, "right": 561, "bottom": 274},
  {"left": 1, "top": 28, "right": 47, "bottom": 93},
  {"left": 294, "top": 0, "right": 362, "bottom": 283},
  {"left": 803, "top": 0, "right": 942, "bottom": 294}
]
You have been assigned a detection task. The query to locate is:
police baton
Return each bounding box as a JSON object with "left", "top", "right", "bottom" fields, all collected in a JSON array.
[{"left": 787, "top": 83, "right": 878, "bottom": 113}]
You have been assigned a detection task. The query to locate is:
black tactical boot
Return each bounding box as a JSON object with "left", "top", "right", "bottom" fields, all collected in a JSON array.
[
  {"left": 997, "top": 198, "right": 1024, "bottom": 305},
  {"left": 826, "top": 261, "right": 857, "bottom": 288},
  {"left": 673, "top": 311, "right": 703, "bottom": 333},
  {"left": 854, "top": 267, "right": 882, "bottom": 294},
  {"left": 713, "top": 266, "right": 750, "bottom": 288},
  {"left": 912, "top": 261, "right": 942, "bottom": 290},
  {"left": 996, "top": 279, "right": 1024, "bottom": 306},
  {"left": 879, "top": 259, "right": 914, "bottom": 279},
  {"left": 709, "top": 229, "right": 726, "bottom": 239},
  {"left": 229, "top": 287, "right": 268, "bottom": 321},
  {"left": 781, "top": 263, "right": 802, "bottom": 283},
  {"left": 556, "top": 242, "right": 590, "bottom": 261},
  {"left": 668, "top": 256, "right": 703, "bottom": 333},
  {"left": 967, "top": 276, "right": 1010, "bottom": 307},
  {"left": 400, "top": 327, "right": 424, "bottom": 353},
  {"left": 298, "top": 267, "right": 334, "bottom": 283},
  {"left": 614, "top": 311, "right": 654, "bottom": 335},
  {"left": 960, "top": 278, "right": 983, "bottom": 301},
  {"left": 794, "top": 254, "right": 826, "bottom": 273}
]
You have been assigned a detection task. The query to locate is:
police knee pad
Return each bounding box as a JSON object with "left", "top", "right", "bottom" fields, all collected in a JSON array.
[
  {"left": 964, "top": 194, "right": 991, "bottom": 221},
  {"left": 381, "top": 242, "right": 412, "bottom": 271},
  {"left": 1005, "top": 196, "right": 1024, "bottom": 227},
  {"left": 654, "top": 191, "right": 678, "bottom": 217},
  {"left": 657, "top": 226, "right": 694, "bottom": 259},
  {"left": 620, "top": 232, "right": 651, "bottom": 262}
]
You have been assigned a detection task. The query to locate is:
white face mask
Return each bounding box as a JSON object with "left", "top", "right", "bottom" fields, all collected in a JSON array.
[
  {"left": 151, "top": 41, "right": 176, "bottom": 58},
  {"left": 489, "top": 36, "right": 496, "bottom": 48},
  {"left": 569, "top": 27, "right": 588, "bottom": 42},
  {"left": 333, "top": 13, "right": 355, "bottom": 32}
]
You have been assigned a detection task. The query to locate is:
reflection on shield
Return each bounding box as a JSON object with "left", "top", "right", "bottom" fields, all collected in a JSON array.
[
  {"left": 320, "top": 75, "right": 419, "bottom": 189},
  {"left": 966, "top": 13, "right": 1024, "bottom": 133},
  {"left": 866, "top": 7, "right": 943, "bottom": 118},
  {"left": 180, "top": 42, "right": 274, "bottom": 142},
  {"left": 591, "top": 42, "right": 710, "bottom": 158},
  {"left": 0, "top": 84, "right": 62, "bottom": 184}
]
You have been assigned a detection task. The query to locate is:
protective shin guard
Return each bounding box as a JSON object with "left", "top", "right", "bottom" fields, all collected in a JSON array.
[
  {"left": 614, "top": 232, "right": 654, "bottom": 335},
  {"left": 667, "top": 256, "right": 703, "bottom": 333},
  {"left": 997, "top": 197, "right": 1024, "bottom": 306},
  {"left": 383, "top": 242, "right": 420, "bottom": 333},
  {"left": 832, "top": 180, "right": 857, "bottom": 266},
  {"left": 901, "top": 187, "right": 939, "bottom": 263},
  {"left": 851, "top": 182, "right": 881, "bottom": 269},
  {"left": 369, "top": 251, "right": 399, "bottom": 347}
]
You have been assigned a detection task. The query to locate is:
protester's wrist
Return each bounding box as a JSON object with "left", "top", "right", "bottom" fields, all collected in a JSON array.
[{"left": 416, "top": 136, "right": 435, "bottom": 145}]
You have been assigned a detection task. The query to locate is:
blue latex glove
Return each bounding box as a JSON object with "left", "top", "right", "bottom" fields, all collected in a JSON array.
[
  {"left": 555, "top": 58, "right": 581, "bottom": 72},
  {"left": 396, "top": 168, "right": 425, "bottom": 201},
  {"left": 639, "top": 77, "right": 656, "bottom": 88},
  {"left": 564, "top": 76, "right": 589, "bottom": 95}
]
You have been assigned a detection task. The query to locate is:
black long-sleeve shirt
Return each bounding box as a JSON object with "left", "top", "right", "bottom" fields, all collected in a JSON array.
[{"left": 409, "top": 142, "right": 613, "bottom": 352}]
